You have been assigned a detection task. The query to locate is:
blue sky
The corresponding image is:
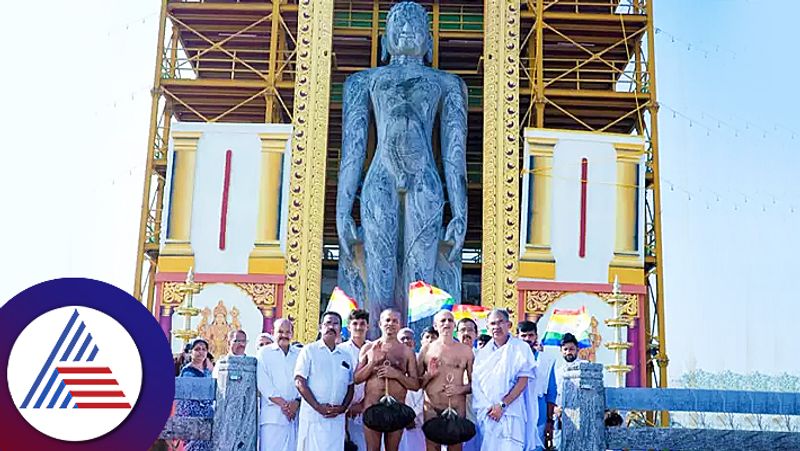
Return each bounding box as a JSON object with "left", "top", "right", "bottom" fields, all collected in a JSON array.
[{"left": 0, "top": 0, "right": 796, "bottom": 381}]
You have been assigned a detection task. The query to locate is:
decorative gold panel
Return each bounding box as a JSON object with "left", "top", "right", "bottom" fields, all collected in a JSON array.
[
  {"left": 162, "top": 281, "right": 206, "bottom": 307},
  {"left": 282, "top": 0, "right": 334, "bottom": 343},
  {"left": 482, "top": 1, "right": 521, "bottom": 313},
  {"left": 234, "top": 283, "right": 277, "bottom": 309},
  {"left": 524, "top": 290, "right": 563, "bottom": 315}
]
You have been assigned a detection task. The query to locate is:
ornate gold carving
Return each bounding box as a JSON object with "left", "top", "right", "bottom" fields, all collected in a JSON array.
[
  {"left": 482, "top": 1, "right": 521, "bottom": 313},
  {"left": 197, "top": 300, "right": 242, "bottom": 358},
  {"left": 162, "top": 281, "right": 206, "bottom": 307},
  {"left": 283, "top": 0, "right": 334, "bottom": 342},
  {"left": 234, "top": 283, "right": 277, "bottom": 309},
  {"left": 598, "top": 292, "right": 640, "bottom": 318},
  {"left": 524, "top": 290, "right": 563, "bottom": 315}
]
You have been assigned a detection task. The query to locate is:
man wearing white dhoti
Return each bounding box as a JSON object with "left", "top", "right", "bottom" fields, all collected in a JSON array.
[
  {"left": 398, "top": 327, "right": 425, "bottom": 451},
  {"left": 472, "top": 309, "right": 537, "bottom": 451},
  {"left": 256, "top": 319, "right": 300, "bottom": 451},
  {"left": 341, "top": 309, "right": 371, "bottom": 451},
  {"left": 295, "top": 312, "right": 355, "bottom": 451}
]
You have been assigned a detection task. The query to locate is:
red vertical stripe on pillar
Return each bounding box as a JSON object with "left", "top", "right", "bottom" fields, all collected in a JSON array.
[
  {"left": 579, "top": 158, "right": 588, "bottom": 258},
  {"left": 219, "top": 150, "right": 233, "bottom": 250}
]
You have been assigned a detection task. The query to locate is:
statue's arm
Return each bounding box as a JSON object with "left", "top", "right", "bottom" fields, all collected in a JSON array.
[
  {"left": 336, "top": 71, "right": 371, "bottom": 253},
  {"left": 440, "top": 74, "right": 469, "bottom": 256}
]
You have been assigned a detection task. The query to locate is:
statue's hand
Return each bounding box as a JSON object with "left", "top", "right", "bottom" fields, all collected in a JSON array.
[
  {"left": 443, "top": 217, "right": 466, "bottom": 262},
  {"left": 338, "top": 216, "right": 359, "bottom": 259}
]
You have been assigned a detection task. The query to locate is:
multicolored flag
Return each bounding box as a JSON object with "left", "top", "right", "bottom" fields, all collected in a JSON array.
[
  {"left": 327, "top": 287, "right": 358, "bottom": 327},
  {"left": 541, "top": 306, "right": 592, "bottom": 348},
  {"left": 407, "top": 281, "right": 455, "bottom": 323},
  {"left": 451, "top": 304, "right": 490, "bottom": 335}
]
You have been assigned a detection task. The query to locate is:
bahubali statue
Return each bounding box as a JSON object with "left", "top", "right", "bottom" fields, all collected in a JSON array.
[{"left": 336, "top": 1, "right": 468, "bottom": 335}]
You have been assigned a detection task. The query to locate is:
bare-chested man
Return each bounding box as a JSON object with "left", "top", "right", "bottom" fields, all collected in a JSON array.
[
  {"left": 354, "top": 309, "right": 420, "bottom": 451},
  {"left": 418, "top": 309, "right": 474, "bottom": 451}
]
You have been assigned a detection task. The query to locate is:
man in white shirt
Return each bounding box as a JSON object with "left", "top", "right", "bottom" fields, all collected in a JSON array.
[
  {"left": 256, "top": 318, "right": 300, "bottom": 451},
  {"left": 398, "top": 327, "right": 425, "bottom": 451},
  {"left": 341, "top": 309, "right": 371, "bottom": 451},
  {"left": 472, "top": 309, "right": 537, "bottom": 451},
  {"left": 295, "top": 311, "right": 355, "bottom": 451}
]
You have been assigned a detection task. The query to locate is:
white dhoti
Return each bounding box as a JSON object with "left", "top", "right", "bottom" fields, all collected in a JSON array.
[
  {"left": 297, "top": 416, "right": 346, "bottom": 451},
  {"left": 347, "top": 416, "right": 367, "bottom": 451},
  {"left": 462, "top": 394, "right": 482, "bottom": 451},
  {"left": 477, "top": 414, "right": 525, "bottom": 451},
  {"left": 259, "top": 422, "right": 297, "bottom": 451}
]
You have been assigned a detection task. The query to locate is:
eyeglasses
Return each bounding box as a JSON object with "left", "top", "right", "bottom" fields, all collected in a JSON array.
[{"left": 232, "top": 339, "right": 248, "bottom": 344}]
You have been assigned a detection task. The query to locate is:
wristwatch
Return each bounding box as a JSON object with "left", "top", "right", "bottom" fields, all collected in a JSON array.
[{"left": 499, "top": 401, "right": 507, "bottom": 410}]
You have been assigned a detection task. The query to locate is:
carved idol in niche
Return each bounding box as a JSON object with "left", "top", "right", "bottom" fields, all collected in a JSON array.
[
  {"left": 198, "top": 300, "right": 241, "bottom": 357},
  {"left": 336, "top": 1, "right": 468, "bottom": 336}
]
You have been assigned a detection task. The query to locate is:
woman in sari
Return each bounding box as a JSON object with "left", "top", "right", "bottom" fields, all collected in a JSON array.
[{"left": 176, "top": 338, "right": 214, "bottom": 451}]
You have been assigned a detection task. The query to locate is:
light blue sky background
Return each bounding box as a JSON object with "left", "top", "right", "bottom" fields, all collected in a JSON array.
[{"left": 0, "top": 0, "right": 797, "bottom": 381}]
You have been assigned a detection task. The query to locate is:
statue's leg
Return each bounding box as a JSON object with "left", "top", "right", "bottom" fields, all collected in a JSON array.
[
  {"left": 361, "top": 169, "right": 400, "bottom": 338},
  {"left": 403, "top": 169, "right": 444, "bottom": 324}
]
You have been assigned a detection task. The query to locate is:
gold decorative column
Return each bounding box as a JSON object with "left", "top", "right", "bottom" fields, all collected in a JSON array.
[
  {"left": 161, "top": 131, "right": 201, "bottom": 271},
  {"left": 283, "top": 0, "right": 334, "bottom": 342},
  {"left": 609, "top": 142, "right": 644, "bottom": 284},
  {"left": 249, "top": 132, "right": 291, "bottom": 274},
  {"left": 482, "top": 0, "right": 521, "bottom": 313},
  {"left": 520, "top": 136, "right": 555, "bottom": 279}
]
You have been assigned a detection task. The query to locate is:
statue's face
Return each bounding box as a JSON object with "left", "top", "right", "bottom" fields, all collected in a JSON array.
[{"left": 385, "top": 4, "right": 430, "bottom": 59}]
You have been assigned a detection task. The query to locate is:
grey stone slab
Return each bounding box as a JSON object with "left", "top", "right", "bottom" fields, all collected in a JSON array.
[
  {"left": 158, "top": 417, "right": 213, "bottom": 441},
  {"left": 606, "top": 388, "right": 800, "bottom": 415},
  {"left": 561, "top": 362, "right": 606, "bottom": 451},
  {"left": 212, "top": 355, "right": 258, "bottom": 451},
  {"left": 607, "top": 427, "right": 800, "bottom": 450},
  {"left": 174, "top": 377, "right": 216, "bottom": 401}
]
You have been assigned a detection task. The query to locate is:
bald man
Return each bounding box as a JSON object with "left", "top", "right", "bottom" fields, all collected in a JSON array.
[{"left": 418, "top": 310, "right": 474, "bottom": 451}]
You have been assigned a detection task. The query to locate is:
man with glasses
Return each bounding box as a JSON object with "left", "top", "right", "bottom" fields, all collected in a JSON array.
[{"left": 213, "top": 329, "right": 248, "bottom": 378}]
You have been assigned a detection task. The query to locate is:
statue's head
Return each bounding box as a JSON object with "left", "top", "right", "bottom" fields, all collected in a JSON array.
[{"left": 382, "top": 1, "right": 433, "bottom": 63}]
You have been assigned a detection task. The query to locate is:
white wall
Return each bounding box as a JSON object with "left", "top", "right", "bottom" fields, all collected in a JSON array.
[
  {"left": 520, "top": 129, "right": 645, "bottom": 284},
  {"left": 163, "top": 122, "right": 293, "bottom": 274}
]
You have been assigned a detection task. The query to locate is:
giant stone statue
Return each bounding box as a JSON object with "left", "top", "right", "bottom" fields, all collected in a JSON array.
[{"left": 336, "top": 1, "right": 468, "bottom": 336}]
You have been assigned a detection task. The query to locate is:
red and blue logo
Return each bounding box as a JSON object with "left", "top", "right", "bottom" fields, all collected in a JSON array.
[{"left": 0, "top": 279, "right": 174, "bottom": 450}]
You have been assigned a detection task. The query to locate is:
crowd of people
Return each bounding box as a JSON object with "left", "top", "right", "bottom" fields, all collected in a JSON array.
[{"left": 171, "top": 308, "right": 591, "bottom": 451}]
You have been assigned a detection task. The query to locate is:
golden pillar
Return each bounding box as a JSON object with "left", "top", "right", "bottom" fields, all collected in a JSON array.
[
  {"left": 283, "top": 0, "right": 334, "bottom": 342},
  {"left": 482, "top": 0, "right": 521, "bottom": 314},
  {"left": 162, "top": 131, "right": 201, "bottom": 269},
  {"left": 249, "top": 132, "right": 291, "bottom": 274},
  {"left": 520, "top": 136, "right": 555, "bottom": 279},
  {"left": 609, "top": 142, "right": 644, "bottom": 284}
]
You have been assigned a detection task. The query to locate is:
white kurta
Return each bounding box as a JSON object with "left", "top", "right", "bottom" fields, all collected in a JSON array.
[
  {"left": 256, "top": 344, "right": 300, "bottom": 451},
  {"left": 339, "top": 340, "right": 368, "bottom": 451},
  {"left": 399, "top": 389, "right": 425, "bottom": 451},
  {"left": 472, "top": 336, "right": 537, "bottom": 451},
  {"left": 295, "top": 340, "right": 354, "bottom": 451}
]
